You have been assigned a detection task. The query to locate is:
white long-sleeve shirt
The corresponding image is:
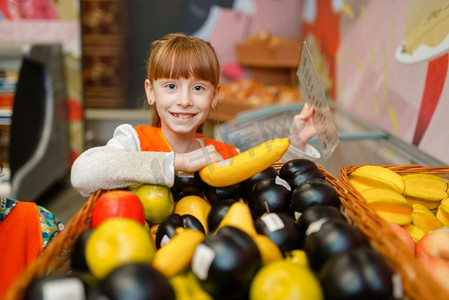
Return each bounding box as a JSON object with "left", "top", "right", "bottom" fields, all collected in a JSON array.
[{"left": 71, "top": 124, "right": 320, "bottom": 197}]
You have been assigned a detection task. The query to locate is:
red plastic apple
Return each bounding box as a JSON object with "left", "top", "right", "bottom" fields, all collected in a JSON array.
[
  {"left": 415, "top": 227, "right": 449, "bottom": 260},
  {"left": 418, "top": 256, "right": 449, "bottom": 292},
  {"left": 91, "top": 190, "right": 146, "bottom": 228}
]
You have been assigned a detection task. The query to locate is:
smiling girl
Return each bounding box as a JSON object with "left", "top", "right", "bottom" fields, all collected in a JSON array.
[{"left": 71, "top": 33, "right": 319, "bottom": 197}]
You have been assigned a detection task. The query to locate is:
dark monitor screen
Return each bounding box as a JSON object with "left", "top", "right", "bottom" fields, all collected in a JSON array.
[{"left": 9, "top": 57, "right": 46, "bottom": 178}]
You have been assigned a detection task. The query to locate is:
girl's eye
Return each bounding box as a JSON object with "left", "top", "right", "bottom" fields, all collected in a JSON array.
[
  {"left": 193, "top": 85, "right": 204, "bottom": 91},
  {"left": 167, "top": 83, "right": 176, "bottom": 89}
]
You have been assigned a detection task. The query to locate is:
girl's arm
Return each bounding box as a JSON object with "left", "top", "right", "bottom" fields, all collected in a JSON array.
[
  {"left": 71, "top": 124, "right": 175, "bottom": 197},
  {"left": 71, "top": 124, "right": 224, "bottom": 197}
]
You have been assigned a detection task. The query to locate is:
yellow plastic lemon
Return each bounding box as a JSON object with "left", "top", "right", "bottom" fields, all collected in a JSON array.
[
  {"left": 86, "top": 218, "right": 155, "bottom": 279},
  {"left": 131, "top": 184, "right": 174, "bottom": 224},
  {"left": 250, "top": 260, "right": 323, "bottom": 300}
]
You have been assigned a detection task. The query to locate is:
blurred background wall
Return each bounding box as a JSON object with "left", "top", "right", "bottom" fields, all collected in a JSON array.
[{"left": 1, "top": 0, "right": 448, "bottom": 167}]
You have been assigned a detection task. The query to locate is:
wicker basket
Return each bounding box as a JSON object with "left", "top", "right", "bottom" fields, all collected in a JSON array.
[
  {"left": 338, "top": 164, "right": 449, "bottom": 300},
  {"left": 7, "top": 164, "right": 448, "bottom": 299}
]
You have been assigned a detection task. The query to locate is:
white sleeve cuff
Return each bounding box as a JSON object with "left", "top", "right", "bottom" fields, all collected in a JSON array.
[
  {"left": 281, "top": 144, "right": 321, "bottom": 162},
  {"left": 163, "top": 152, "right": 175, "bottom": 187}
]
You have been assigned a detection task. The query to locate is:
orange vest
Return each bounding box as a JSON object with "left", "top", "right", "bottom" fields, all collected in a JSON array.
[
  {"left": 0, "top": 202, "right": 42, "bottom": 298},
  {"left": 134, "top": 125, "right": 238, "bottom": 159}
]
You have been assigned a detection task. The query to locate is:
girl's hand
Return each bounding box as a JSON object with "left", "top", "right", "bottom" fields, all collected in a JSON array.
[
  {"left": 174, "top": 145, "right": 223, "bottom": 172},
  {"left": 288, "top": 103, "right": 317, "bottom": 151}
]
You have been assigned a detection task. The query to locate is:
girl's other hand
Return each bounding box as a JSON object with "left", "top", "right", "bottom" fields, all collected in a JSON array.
[
  {"left": 174, "top": 145, "right": 223, "bottom": 172},
  {"left": 288, "top": 103, "right": 317, "bottom": 151}
]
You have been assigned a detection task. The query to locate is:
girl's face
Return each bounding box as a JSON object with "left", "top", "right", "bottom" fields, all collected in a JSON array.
[{"left": 145, "top": 77, "right": 218, "bottom": 136}]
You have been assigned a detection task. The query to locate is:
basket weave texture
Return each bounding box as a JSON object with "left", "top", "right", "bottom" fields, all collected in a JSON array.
[
  {"left": 6, "top": 164, "right": 449, "bottom": 299},
  {"left": 338, "top": 164, "right": 449, "bottom": 300}
]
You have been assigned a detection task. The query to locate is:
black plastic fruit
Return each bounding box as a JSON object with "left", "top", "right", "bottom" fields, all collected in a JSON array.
[
  {"left": 291, "top": 178, "right": 340, "bottom": 213},
  {"left": 207, "top": 198, "right": 239, "bottom": 233},
  {"left": 71, "top": 227, "right": 94, "bottom": 272},
  {"left": 248, "top": 178, "right": 291, "bottom": 218},
  {"left": 170, "top": 171, "right": 204, "bottom": 201},
  {"left": 254, "top": 212, "right": 304, "bottom": 256},
  {"left": 97, "top": 262, "right": 175, "bottom": 300},
  {"left": 303, "top": 219, "right": 369, "bottom": 272},
  {"left": 204, "top": 182, "right": 241, "bottom": 205},
  {"left": 278, "top": 158, "right": 324, "bottom": 189},
  {"left": 297, "top": 205, "right": 346, "bottom": 234},
  {"left": 319, "top": 246, "right": 395, "bottom": 300},
  {"left": 241, "top": 166, "right": 278, "bottom": 199},
  {"left": 155, "top": 213, "right": 205, "bottom": 249},
  {"left": 24, "top": 274, "right": 91, "bottom": 300},
  {"left": 192, "top": 226, "right": 262, "bottom": 300}
]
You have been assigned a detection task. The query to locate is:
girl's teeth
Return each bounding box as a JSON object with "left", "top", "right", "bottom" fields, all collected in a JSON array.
[{"left": 173, "top": 113, "right": 193, "bottom": 119}]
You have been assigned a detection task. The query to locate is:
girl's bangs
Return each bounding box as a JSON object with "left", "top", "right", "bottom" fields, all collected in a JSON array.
[{"left": 152, "top": 46, "right": 218, "bottom": 86}]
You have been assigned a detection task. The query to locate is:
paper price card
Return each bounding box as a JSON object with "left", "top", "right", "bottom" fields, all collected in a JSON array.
[{"left": 297, "top": 42, "right": 339, "bottom": 159}]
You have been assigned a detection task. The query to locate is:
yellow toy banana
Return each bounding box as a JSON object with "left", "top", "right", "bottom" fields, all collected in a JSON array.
[
  {"left": 169, "top": 271, "right": 212, "bottom": 300},
  {"left": 215, "top": 201, "right": 282, "bottom": 265},
  {"left": 215, "top": 201, "right": 258, "bottom": 236},
  {"left": 152, "top": 228, "right": 205, "bottom": 277},
  {"left": 199, "top": 138, "right": 289, "bottom": 187}
]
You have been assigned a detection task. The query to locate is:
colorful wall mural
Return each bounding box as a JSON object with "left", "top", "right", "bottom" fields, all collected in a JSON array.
[
  {"left": 0, "top": 0, "right": 83, "bottom": 164},
  {"left": 300, "top": 0, "right": 449, "bottom": 165}
]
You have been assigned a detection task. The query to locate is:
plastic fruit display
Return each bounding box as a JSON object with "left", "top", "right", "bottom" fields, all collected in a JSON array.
[
  {"left": 411, "top": 203, "right": 444, "bottom": 233},
  {"left": 248, "top": 178, "right": 292, "bottom": 218},
  {"left": 131, "top": 184, "right": 175, "bottom": 224},
  {"left": 285, "top": 249, "right": 309, "bottom": 268},
  {"left": 388, "top": 223, "right": 415, "bottom": 255},
  {"left": 436, "top": 198, "right": 449, "bottom": 226},
  {"left": 24, "top": 274, "right": 91, "bottom": 300},
  {"left": 359, "top": 188, "right": 413, "bottom": 225},
  {"left": 278, "top": 158, "right": 324, "bottom": 190},
  {"left": 417, "top": 256, "right": 449, "bottom": 292},
  {"left": 170, "top": 171, "right": 204, "bottom": 201},
  {"left": 349, "top": 165, "right": 405, "bottom": 193},
  {"left": 304, "top": 219, "right": 369, "bottom": 272},
  {"left": 174, "top": 195, "right": 211, "bottom": 234},
  {"left": 152, "top": 228, "right": 205, "bottom": 277},
  {"left": 169, "top": 271, "right": 212, "bottom": 300},
  {"left": 404, "top": 223, "right": 426, "bottom": 243},
  {"left": 97, "top": 263, "right": 175, "bottom": 300},
  {"left": 349, "top": 167, "right": 449, "bottom": 242},
  {"left": 241, "top": 166, "right": 278, "bottom": 200},
  {"left": 199, "top": 138, "right": 289, "bottom": 187},
  {"left": 250, "top": 259, "right": 323, "bottom": 300},
  {"left": 204, "top": 182, "right": 241, "bottom": 205},
  {"left": 318, "top": 247, "right": 395, "bottom": 300},
  {"left": 215, "top": 201, "right": 258, "bottom": 236},
  {"left": 402, "top": 173, "right": 447, "bottom": 209},
  {"left": 252, "top": 233, "right": 283, "bottom": 265},
  {"left": 155, "top": 214, "right": 205, "bottom": 249},
  {"left": 290, "top": 178, "right": 340, "bottom": 213},
  {"left": 415, "top": 227, "right": 449, "bottom": 259},
  {"left": 206, "top": 198, "right": 239, "bottom": 233},
  {"left": 255, "top": 212, "right": 304, "bottom": 256},
  {"left": 297, "top": 205, "right": 346, "bottom": 233},
  {"left": 85, "top": 218, "right": 155, "bottom": 279},
  {"left": 90, "top": 190, "right": 146, "bottom": 228},
  {"left": 191, "top": 226, "right": 262, "bottom": 299}
]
